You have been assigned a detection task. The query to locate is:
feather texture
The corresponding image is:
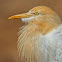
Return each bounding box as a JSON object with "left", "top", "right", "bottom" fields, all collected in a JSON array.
[
  {"left": 18, "top": 23, "right": 62, "bottom": 62},
  {"left": 9, "top": 6, "right": 62, "bottom": 62}
]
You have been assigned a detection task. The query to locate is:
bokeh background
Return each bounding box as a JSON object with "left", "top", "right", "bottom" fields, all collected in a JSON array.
[{"left": 0, "top": 0, "right": 62, "bottom": 62}]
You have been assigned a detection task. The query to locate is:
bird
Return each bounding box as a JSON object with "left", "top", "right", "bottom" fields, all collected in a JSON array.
[{"left": 8, "top": 6, "right": 62, "bottom": 62}]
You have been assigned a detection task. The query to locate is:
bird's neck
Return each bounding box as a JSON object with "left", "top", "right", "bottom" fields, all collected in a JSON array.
[
  {"left": 27, "top": 21, "right": 59, "bottom": 35},
  {"left": 18, "top": 20, "right": 61, "bottom": 62}
]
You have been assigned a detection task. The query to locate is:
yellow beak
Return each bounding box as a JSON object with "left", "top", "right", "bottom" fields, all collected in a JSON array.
[{"left": 8, "top": 12, "right": 33, "bottom": 19}]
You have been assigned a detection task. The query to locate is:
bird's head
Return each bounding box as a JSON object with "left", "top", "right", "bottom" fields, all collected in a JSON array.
[{"left": 8, "top": 6, "right": 61, "bottom": 25}]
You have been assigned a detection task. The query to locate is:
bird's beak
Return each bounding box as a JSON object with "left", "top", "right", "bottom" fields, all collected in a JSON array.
[{"left": 8, "top": 12, "right": 33, "bottom": 19}]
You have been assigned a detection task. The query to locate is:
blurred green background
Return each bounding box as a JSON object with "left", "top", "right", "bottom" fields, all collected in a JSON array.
[{"left": 0, "top": 0, "right": 62, "bottom": 62}]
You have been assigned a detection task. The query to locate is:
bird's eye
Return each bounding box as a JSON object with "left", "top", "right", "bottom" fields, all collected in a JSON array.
[
  {"left": 31, "top": 12, "right": 39, "bottom": 15},
  {"left": 34, "top": 12, "right": 39, "bottom": 15}
]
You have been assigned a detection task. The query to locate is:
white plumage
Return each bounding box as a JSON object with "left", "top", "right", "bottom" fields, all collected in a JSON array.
[{"left": 43, "top": 24, "right": 62, "bottom": 62}]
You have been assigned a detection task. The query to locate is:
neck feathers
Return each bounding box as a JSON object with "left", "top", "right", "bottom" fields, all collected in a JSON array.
[{"left": 17, "top": 17, "right": 61, "bottom": 62}]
